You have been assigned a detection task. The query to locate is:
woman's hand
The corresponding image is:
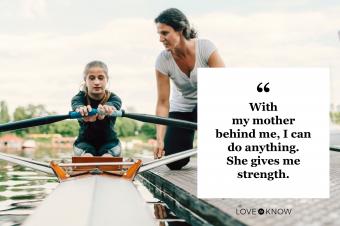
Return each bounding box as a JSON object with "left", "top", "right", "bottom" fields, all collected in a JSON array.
[
  {"left": 76, "top": 105, "right": 97, "bottom": 122},
  {"left": 154, "top": 140, "right": 165, "bottom": 159},
  {"left": 97, "top": 104, "right": 116, "bottom": 120},
  {"left": 154, "top": 70, "right": 170, "bottom": 159}
]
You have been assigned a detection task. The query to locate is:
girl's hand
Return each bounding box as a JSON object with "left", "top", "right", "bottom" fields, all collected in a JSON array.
[
  {"left": 97, "top": 104, "right": 116, "bottom": 120},
  {"left": 76, "top": 105, "right": 97, "bottom": 122}
]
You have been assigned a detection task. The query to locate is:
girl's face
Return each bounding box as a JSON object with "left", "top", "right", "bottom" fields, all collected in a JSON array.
[
  {"left": 85, "top": 67, "right": 108, "bottom": 97},
  {"left": 156, "top": 23, "right": 181, "bottom": 51}
]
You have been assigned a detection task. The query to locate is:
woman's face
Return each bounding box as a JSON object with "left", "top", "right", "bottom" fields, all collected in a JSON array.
[
  {"left": 85, "top": 67, "right": 108, "bottom": 96},
  {"left": 156, "top": 23, "right": 181, "bottom": 51}
]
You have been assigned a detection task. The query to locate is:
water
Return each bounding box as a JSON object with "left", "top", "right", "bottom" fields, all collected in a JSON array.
[
  {"left": 330, "top": 123, "right": 340, "bottom": 146},
  {"left": 0, "top": 146, "right": 191, "bottom": 226}
]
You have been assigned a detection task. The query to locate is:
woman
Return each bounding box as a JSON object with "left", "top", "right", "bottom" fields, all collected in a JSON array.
[
  {"left": 71, "top": 60, "right": 122, "bottom": 157},
  {"left": 154, "top": 8, "right": 225, "bottom": 169}
]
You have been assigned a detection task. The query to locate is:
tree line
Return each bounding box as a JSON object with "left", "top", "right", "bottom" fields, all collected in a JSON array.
[
  {"left": 0, "top": 101, "right": 156, "bottom": 139},
  {"left": 331, "top": 112, "right": 340, "bottom": 125}
]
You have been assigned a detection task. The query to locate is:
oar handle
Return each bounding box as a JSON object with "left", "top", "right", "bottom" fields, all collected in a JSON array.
[
  {"left": 69, "top": 109, "right": 99, "bottom": 119},
  {"left": 69, "top": 109, "right": 124, "bottom": 119}
]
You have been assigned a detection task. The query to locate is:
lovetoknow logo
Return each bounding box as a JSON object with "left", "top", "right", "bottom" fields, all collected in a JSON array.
[{"left": 235, "top": 208, "right": 293, "bottom": 215}]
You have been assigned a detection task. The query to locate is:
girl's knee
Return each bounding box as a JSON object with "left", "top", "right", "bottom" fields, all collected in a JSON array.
[
  {"left": 107, "top": 145, "right": 121, "bottom": 157},
  {"left": 74, "top": 146, "right": 86, "bottom": 156},
  {"left": 100, "top": 142, "right": 122, "bottom": 157},
  {"left": 73, "top": 142, "right": 96, "bottom": 156}
]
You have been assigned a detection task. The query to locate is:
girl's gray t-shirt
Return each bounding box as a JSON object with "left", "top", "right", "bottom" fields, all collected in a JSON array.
[{"left": 155, "top": 38, "right": 216, "bottom": 112}]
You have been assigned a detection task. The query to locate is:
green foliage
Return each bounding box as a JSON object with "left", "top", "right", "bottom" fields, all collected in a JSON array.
[
  {"left": 140, "top": 123, "right": 156, "bottom": 139},
  {"left": 12, "top": 104, "right": 79, "bottom": 136},
  {"left": 49, "top": 120, "right": 79, "bottom": 137},
  {"left": 331, "top": 112, "right": 340, "bottom": 124},
  {"left": 13, "top": 104, "right": 49, "bottom": 120},
  {"left": 115, "top": 118, "right": 138, "bottom": 137},
  {"left": 13, "top": 105, "right": 50, "bottom": 136},
  {"left": 0, "top": 101, "right": 10, "bottom": 123}
]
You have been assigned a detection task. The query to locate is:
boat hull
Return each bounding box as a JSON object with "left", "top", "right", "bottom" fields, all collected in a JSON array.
[{"left": 23, "top": 174, "right": 156, "bottom": 226}]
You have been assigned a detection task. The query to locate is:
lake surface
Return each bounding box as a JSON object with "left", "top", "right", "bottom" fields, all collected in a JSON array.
[
  {"left": 0, "top": 146, "right": 190, "bottom": 226},
  {"left": 330, "top": 124, "right": 340, "bottom": 146}
]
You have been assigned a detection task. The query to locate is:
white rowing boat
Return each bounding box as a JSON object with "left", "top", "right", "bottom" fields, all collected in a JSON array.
[{"left": 0, "top": 149, "right": 197, "bottom": 226}]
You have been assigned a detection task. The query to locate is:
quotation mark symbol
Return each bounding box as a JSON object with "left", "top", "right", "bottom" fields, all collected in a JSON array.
[{"left": 257, "top": 82, "right": 270, "bottom": 93}]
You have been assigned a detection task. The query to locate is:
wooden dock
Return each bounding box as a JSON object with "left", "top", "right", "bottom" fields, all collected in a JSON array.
[{"left": 138, "top": 150, "right": 340, "bottom": 226}]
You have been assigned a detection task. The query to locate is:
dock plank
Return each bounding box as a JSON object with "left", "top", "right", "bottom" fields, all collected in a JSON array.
[{"left": 138, "top": 151, "right": 340, "bottom": 226}]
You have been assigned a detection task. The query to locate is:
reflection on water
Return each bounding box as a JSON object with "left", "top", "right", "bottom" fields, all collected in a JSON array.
[
  {"left": 154, "top": 203, "right": 191, "bottom": 226},
  {"left": 0, "top": 147, "right": 61, "bottom": 226},
  {"left": 0, "top": 145, "right": 190, "bottom": 226}
]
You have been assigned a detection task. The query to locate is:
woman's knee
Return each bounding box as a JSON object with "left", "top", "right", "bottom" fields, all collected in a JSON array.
[
  {"left": 164, "top": 130, "right": 194, "bottom": 154},
  {"left": 166, "top": 157, "right": 190, "bottom": 170}
]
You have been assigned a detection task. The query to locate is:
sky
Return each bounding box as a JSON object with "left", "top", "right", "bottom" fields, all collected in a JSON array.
[{"left": 0, "top": 0, "right": 339, "bottom": 115}]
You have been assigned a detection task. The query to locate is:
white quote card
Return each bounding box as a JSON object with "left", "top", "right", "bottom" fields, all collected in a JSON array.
[{"left": 197, "top": 68, "right": 329, "bottom": 198}]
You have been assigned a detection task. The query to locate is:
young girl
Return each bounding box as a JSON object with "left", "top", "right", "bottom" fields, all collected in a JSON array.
[{"left": 72, "top": 60, "right": 122, "bottom": 157}]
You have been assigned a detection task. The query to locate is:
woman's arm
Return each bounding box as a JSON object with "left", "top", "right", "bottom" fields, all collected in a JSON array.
[
  {"left": 154, "top": 70, "right": 170, "bottom": 159},
  {"left": 208, "top": 50, "right": 225, "bottom": 67}
]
